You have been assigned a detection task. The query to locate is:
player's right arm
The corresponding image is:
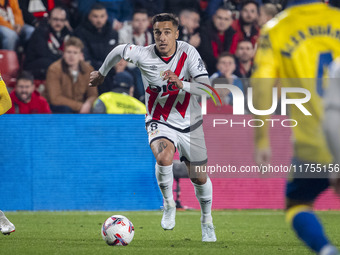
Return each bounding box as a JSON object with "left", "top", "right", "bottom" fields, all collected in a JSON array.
[
  {"left": 89, "top": 44, "right": 126, "bottom": 87},
  {"left": 89, "top": 44, "right": 142, "bottom": 87},
  {"left": 0, "top": 77, "right": 12, "bottom": 115}
]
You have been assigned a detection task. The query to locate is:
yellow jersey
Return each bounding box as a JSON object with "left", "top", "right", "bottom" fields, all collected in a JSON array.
[
  {"left": 0, "top": 76, "right": 11, "bottom": 115},
  {"left": 252, "top": 2, "right": 340, "bottom": 163}
]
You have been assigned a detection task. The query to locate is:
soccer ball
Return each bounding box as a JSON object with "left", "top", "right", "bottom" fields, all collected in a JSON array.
[{"left": 101, "top": 215, "right": 135, "bottom": 246}]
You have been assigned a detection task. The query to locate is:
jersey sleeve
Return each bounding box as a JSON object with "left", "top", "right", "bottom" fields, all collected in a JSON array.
[
  {"left": 122, "top": 44, "right": 144, "bottom": 66},
  {"left": 187, "top": 46, "right": 209, "bottom": 79}
]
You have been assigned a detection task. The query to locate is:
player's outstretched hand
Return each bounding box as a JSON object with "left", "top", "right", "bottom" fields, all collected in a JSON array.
[
  {"left": 89, "top": 71, "right": 105, "bottom": 87},
  {"left": 255, "top": 147, "right": 271, "bottom": 166},
  {"left": 163, "top": 70, "right": 183, "bottom": 89}
]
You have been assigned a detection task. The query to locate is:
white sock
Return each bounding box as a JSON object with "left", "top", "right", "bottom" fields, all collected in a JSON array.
[
  {"left": 155, "top": 163, "right": 175, "bottom": 207},
  {"left": 192, "top": 177, "right": 213, "bottom": 223},
  {"left": 320, "top": 244, "right": 339, "bottom": 255}
]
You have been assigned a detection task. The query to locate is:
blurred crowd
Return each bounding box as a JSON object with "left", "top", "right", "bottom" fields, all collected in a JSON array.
[{"left": 0, "top": 0, "right": 289, "bottom": 114}]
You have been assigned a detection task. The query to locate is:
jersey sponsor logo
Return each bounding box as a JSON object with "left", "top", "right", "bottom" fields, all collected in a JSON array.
[
  {"left": 147, "top": 52, "right": 191, "bottom": 121},
  {"left": 150, "top": 65, "right": 157, "bottom": 70},
  {"left": 148, "top": 83, "right": 180, "bottom": 93}
]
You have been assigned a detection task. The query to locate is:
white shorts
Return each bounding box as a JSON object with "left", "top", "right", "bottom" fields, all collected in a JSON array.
[{"left": 146, "top": 121, "right": 208, "bottom": 165}]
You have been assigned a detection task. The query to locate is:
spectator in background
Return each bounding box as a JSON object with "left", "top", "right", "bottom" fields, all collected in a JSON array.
[
  {"left": 92, "top": 71, "right": 146, "bottom": 114},
  {"left": 330, "top": 0, "right": 340, "bottom": 8},
  {"left": 19, "top": 0, "right": 79, "bottom": 30},
  {"left": 206, "top": 0, "right": 239, "bottom": 17},
  {"left": 234, "top": 39, "right": 254, "bottom": 78},
  {"left": 178, "top": 9, "right": 201, "bottom": 48},
  {"left": 205, "top": 0, "right": 264, "bottom": 18},
  {"left": 230, "top": 0, "right": 259, "bottom": 54},
  {"left": 119, "top": 9, "right": 152, "bottom": 101},
  {"left": 19, "top": 0, "right": 57, "bottom": 27},
  {"left": 7, "top": 71, "right": 51, "bottom": 114},
  {"left": 77, "top": 0, "right": 133, "bottom": 31},
  {"left": 119, "top": 9, "right": 152, "bottom": 46},
  {"left": 210, "top": 52, "right": 243, "bottom": 106},
  {"left": 24, "top": 7, "right": 71, "bottom": 80},
  {"left": 74, "top": 3, "right": 118, "bottom": 95},
  {"left": 0, "top": 0, "right": 34, "bottom": 50},
  {"left": 45, "top": 37, "right": 97, "bottom": 113},
  {"left": 132, "top": 0, "right": 165, "bottom": 17},
  {"left": 58, "top": 0, "right": 79, "bottom": 29},
  {"left": 258, "top": 3, "right": 281, "bottom": 27},
  {"left": 198, "top": 7, "right": 234, "bottom": 74},
  {"left": 164, "top": 0, "right": 201, "bottom": 15}
]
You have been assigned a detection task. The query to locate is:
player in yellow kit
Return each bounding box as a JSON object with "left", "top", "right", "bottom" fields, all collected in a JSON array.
[
  {"left": 0, "top": 75, "right": 11, "bottom": 115},
  {"left": 252, "top": 1, "right": 340, "bottom": 254},
  {"left": 0, "top": 77, "right": 15, "bottom": 234}
]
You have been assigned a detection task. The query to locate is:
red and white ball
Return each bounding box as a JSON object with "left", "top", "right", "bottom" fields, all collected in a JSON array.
[{"left": 101, "top": 215, "right": 135, "bottom": 246}]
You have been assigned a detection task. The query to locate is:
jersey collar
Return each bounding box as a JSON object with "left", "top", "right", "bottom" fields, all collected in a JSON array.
[{"left": 154, "top": 41, "right": 178, "bottom": 64}]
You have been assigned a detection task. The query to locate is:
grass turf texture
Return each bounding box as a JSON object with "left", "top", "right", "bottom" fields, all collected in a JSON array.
[{"left": 1, "top": 210, "right": 339, "bottom": 255}]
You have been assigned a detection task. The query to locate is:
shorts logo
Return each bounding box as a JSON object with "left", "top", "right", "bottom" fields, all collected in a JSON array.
[
  {"left": 149, "top": 129, "right": 159, "bottom": 137},
  {"left": 149, "top": 123, "right": 159, "bottom": 137}
]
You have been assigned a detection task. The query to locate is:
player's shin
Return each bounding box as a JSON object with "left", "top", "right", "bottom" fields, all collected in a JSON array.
[
  {"left": 192, "top": 177, "right": 213, "bottom": 223},
  {"left": 286, "top": 205, "right": 335, "bottom": 254},
  {"left": 155, "top": 163, "right": 175, "bottom": 207}
]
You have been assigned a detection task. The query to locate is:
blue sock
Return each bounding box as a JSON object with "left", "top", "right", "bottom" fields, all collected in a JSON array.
[{"left": 292, "top": 211, "right": 329, "bottom": 253}]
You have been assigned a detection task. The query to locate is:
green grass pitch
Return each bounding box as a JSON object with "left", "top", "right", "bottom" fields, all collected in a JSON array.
[{"left": 1, "top": 210, "right": 339, "bottom": 255}]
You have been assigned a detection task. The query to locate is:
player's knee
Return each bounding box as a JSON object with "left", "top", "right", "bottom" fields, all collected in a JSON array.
[
  {"left": 285, "top": 199, "right": 313, "bottom": 224},
  {"left": 155, "top": 153, "right": 173, "bottom": 166},
  {"left": 190, "top": 176, "right": 207, "bottom": 185}
]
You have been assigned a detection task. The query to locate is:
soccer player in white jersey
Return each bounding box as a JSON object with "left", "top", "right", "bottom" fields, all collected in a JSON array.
[{"left": 89, "top": 13, "right": 216, "bottom": 242}]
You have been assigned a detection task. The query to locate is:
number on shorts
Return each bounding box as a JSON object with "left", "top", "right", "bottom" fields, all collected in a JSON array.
[{"left": 150, "top": 123, "right": 158, "bottom": 131}]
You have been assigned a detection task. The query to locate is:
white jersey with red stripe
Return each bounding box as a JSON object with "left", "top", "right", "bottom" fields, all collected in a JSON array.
[{"left": 122, "top": 41, "right": 208, "bottom": 131}]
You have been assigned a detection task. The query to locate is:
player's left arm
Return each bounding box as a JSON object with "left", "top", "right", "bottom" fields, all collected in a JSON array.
[
  {"left": 323, "top": 59, "right": 340, "bottom": 195},
  {"left": 0, "top": 77, "right": 12, "bottom": 115},
  {"left": 251, "top": 28, "right": 279, "bottom": 165},
  {"left": 162, "top": 70, "right": 214, "bottom": 95}
]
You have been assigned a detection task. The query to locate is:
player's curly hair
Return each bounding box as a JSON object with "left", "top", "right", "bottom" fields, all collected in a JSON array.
[{"left": 151, "top": 13, "right": 179, "bottom": 29}]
